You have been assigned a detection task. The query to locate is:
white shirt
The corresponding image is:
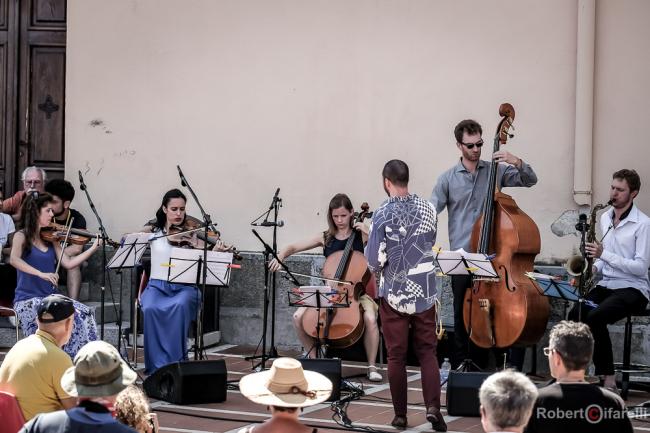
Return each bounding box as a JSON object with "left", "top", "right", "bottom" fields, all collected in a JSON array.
[
  {"left": 149, "top": 230, "right": 174, "bottom": 281},
  {"left": 594, "top": 204, "right": 650, "bottom": 300},
  {"left": 0, "top": 213, "right": 15, "bottom": 259}
]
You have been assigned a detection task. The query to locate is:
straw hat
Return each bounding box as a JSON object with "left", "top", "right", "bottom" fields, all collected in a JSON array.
[
  {"left": 61, "top": 341, "right": 137, "bottom": 397},
  {"left": 239, "top": 357, "right": 332, "bottom": 407}
]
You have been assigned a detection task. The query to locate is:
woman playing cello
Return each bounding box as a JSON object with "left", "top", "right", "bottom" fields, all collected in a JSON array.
[{"left": 269, "top": 193, "right": 382, "bottom": 382}]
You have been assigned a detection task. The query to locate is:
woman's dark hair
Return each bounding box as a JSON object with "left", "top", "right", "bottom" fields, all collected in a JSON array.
[
  {"left": 324, "top": 193, "right": 354, "bottom": 246},
  {"left": 152, "top": 189, "right": 187, "bottom": 230},
  {"left": 21, "top": 192, "right": 54, "bottom": 254}
]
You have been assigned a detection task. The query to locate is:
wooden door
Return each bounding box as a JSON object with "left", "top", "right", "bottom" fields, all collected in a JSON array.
[{"left": 0, "top": 0, "right": 66, "bottom": 197}]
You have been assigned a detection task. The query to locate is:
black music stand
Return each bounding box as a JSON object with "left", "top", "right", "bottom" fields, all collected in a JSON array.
[
  {"left": 106, "top": 233, "right": 150, "bottom": 361},
  {"left": 288, "top": 286, "right": 350, "bottom": 359},
  {"left": 526, "top": 272, "right": 598, "bottom": 321},
  {"left": 434, "top": 249, "right": 497, "bottom": 373}
]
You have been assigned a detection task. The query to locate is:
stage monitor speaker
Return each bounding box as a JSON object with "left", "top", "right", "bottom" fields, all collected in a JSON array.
[
  {"left": 446, "top": 371, "right": 491, "bottom": 417},
  {"left": 299, "top": 358, "right": 341, "bottom": 401},
  {"left": 144, "top": 360, "right": 227, "bottom": 404}
]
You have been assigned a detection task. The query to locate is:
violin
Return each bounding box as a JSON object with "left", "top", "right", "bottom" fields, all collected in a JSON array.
[
  {"left": 166, "top": 215, "right": 243, "bottom": 260},
  {"left": 40, "top": 222, "right": 119, "bottom": 247}
]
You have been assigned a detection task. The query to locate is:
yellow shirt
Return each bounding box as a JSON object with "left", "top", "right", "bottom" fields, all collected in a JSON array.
[{"left": 0, "top": 329, "right": 73, "bottom": 420}]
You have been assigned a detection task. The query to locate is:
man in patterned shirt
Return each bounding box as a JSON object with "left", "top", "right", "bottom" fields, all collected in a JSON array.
[{"left": 366, "top": 160, "right": 446, "bottom": 431}]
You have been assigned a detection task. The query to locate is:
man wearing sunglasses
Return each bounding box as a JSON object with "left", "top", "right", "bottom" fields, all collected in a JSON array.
[{"left": 430, "top": 119, "right": 537, "bottom": 371}]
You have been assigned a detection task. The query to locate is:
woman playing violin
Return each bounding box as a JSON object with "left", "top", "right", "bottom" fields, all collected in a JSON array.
[
  {"left": 269, "top": 193, "right": 382, "bottom": 382},
  {"left": 140, "top": 188, "right": 226, "bottom": 374},
  {"left": 9, "top": 193, "right": 101, "bottom": 358}
]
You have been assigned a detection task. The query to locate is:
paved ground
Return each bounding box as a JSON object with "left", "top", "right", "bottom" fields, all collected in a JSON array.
[{"left": 3, "top": 343, "right": 650, "bottom": 432}]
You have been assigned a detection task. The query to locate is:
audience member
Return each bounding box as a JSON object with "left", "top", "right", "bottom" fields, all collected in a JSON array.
[
  {"left": 19, "top": 340, "right": 138, "bottom": 433},
  {"left": 479, "top": 370, "right": 538, "bottom": 433},
  {"left": 525, "top": 321, "right": 633, "bottom": 433},
  {"left": 115, "top": 385, "right": 158, "bottom": 433},
  {"left": 0, "top": 294, "right": 76, "bottom": 420},
  {"left": 1, "top": 167, "right": 46, "bottom": 222}
]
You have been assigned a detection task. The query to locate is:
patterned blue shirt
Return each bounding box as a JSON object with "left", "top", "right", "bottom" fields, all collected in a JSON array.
[{"left": 365, "top": 194, "right": 438, "bottom": 314}]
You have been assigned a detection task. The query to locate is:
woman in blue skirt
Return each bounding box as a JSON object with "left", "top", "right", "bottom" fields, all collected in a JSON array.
[{"left": 140, "top": 189, "right": 226, "bottom": 374}]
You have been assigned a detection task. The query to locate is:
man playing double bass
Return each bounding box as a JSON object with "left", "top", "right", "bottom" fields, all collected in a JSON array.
[{"left": 430, "top": 119, "right": 538, "bottom": 370}]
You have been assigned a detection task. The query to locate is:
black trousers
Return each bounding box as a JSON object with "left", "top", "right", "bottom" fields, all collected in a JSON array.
[
  {"left": 568, "top": 286, "right": 648, "bottom": 375},
  {"left": 451, "top": 274, "right": 526, "bottom": 371}
]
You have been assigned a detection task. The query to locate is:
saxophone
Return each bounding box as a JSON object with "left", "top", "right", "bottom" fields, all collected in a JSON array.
[{"left": 565, "top": 200, "right": 612, "bottom": 289}]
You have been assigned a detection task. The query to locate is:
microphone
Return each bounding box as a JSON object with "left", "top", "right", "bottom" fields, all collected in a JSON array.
[
  {"left": 268, "top": 187, "right": 281, "bottom": 210},
  {"left": 78, "top": 170, "right": 86, "bottom": 191},
  {"left": 177, "top": 165, "right": 187, "bottom": 187},
  {"left": 260, "top": 221, "right": 284, "bottom": 227}
]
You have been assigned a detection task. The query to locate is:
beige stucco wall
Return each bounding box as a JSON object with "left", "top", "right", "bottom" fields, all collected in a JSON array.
[{"left": 65, "top": 0, "right": 650, "bottom": 262}]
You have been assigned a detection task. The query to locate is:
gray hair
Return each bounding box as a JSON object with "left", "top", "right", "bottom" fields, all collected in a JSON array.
[
  {"left": 549, "top": 320, "right": 593, "bottom": 371},
  {"left": 479, "top": 370, "right": 538, "bottom": 430},
  {"left": 21, "top": 166, "right": 47, "bottom": 181}
]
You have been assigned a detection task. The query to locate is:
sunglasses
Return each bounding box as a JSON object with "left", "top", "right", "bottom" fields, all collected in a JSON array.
[{"left": 460, "top": 140, "right": 484, "bottom": 150}]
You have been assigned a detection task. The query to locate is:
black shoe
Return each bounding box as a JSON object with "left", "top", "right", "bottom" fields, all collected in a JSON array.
[
  {"left": 426, "top": 407, "right": 447, "bottom": 432},
  {"left": 391, "top": 415, "right": 407, "bottom": 430}
]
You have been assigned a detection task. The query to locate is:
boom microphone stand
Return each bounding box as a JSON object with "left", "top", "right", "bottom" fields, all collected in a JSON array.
[
  {"left": 176, "top": 165, "right": 215, "bottom": 361},
  {"left": 78, "top": 171, "right": 118, "bottom": 341},
  {"left": 246, "top": 188, "right": 285, "bottom": 369}
]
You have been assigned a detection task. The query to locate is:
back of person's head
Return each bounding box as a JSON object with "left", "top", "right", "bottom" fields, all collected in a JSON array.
[
  {"left": 115, "top": 385, "right": 152, "bottom": 433},
  {"left": 45, "top": 179, "right": 76, "bottom": 203},
  {"left": 382, "top": 159, "right": 409, "bottom": 187},
  {"left": 549, "top": 320, "right": 594, "bottom": 371},
  {"left": 479, "top": 370, "right": 538, "bottom": 432},
  {"left": 36, "top": 295, "right": 75, "bottom": 344}
]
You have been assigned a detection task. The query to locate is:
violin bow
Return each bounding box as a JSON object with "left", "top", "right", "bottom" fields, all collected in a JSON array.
[{"left": 53, "top": 217, "right": 75, "bottom": 289}]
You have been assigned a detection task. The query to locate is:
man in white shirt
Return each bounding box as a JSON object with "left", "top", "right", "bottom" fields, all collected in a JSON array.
[{"left": 569, "top": 169, "right": 650, "bottom": 391}]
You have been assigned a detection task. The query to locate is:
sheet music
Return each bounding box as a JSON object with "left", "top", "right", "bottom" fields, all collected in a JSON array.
[
  {"left": 288, "top": 286, "right": 344, "bottom": 307},
  {"left": 167, "top": 248, "right": 234, "bottom": 286},
  {"left": 434, "top": 248, "right": 497, "bottom": 277},
  {"left": 106, "top": 232, "right": 151, "bottom": 269}
]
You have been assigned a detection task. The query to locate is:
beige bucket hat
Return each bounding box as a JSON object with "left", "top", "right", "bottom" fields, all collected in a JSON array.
[
  {"left": 239, "top": 357, "right": 332, "bottom": 407},
  {"left": 61, "top": 341, "right": 137, "bottom": 397}
]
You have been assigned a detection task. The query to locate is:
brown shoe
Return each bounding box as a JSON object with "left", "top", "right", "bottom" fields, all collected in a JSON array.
[
  {"left": 426, "top": 407, "right": 447, "bottom": 432},
  {"left": 391, "top": 415, "right": 407, "bottom": 430}
]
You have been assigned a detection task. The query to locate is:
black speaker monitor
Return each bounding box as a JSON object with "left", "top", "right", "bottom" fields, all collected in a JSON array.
[
  {"left": 298, "top": 358, "right": 342, "bottom": 401},
  {"left": 144, "top": 359, "right": 227, "bottom": 404},
  {"left": 446, "top": 371, "right": 491, "bottom": 417}
]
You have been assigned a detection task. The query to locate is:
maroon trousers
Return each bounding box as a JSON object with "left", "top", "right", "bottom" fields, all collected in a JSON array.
[{"left": 379, "top": 299, "right": 441, "bottom": 416}]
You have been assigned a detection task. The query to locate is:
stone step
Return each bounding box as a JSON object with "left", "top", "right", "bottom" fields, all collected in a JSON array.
[{"left": 85, "top": 301, "right": 121, "bottom": 324}]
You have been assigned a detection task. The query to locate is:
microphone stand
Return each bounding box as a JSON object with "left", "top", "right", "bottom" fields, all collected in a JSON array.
[
  {"left": 78, "top": 171, "right": 117, "bottom": 342},
  {"left": 177, "top": 165, "right": 214, "bottom": 361},
  {"left": 247, "top": 189, "right": 284, "bottom": 369},
  {"left": 575, "top": 214, "right": 589, "bottom": 323}
]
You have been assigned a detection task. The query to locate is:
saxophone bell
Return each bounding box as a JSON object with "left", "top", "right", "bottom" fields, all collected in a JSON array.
[{"left": 565, "top": 254, "right": 588, "bottom": 277}]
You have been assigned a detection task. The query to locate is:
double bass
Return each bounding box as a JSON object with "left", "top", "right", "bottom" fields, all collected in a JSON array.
[
  {"left": 463, "top": 103, "right": 549, "bottom": 348},
  {"left": 301, "top": 203, "right": 372, "bottom": 349}
]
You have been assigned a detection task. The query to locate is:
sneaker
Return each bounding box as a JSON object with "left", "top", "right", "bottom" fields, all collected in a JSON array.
[
  {"left": 391, "top": 415, "right": 407, "bottom": 430},
  {"left": 367, "top": 365, "right": 382, "bottom": 382},
  {"left": 426, "top": 406, "right": 448, "bottom": 432}
]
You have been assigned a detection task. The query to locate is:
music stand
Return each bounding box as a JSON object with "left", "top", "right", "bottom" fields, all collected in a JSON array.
[
  {"left": 107, "top": 233, "right": 151, "bottom": 361},
  {"left": 433, "top": 248, "right": 497, "bottom": 372},
  {"left": 166, "top": 248, "right": 234, "bottom": 357},
  {"left": 168, "top": 248, "right": 234, "bottom": 286},
  {"left": 288, "top": 286, "right": 350, "bottom": 359},
  {"left": 526, "top": 272, "right": 597, "bottom": 321}
]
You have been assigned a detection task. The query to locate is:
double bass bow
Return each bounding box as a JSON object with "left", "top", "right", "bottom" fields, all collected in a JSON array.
[
  {"left": 463, "top": 103, "right": 549, "bottom": 348},
  {"left": 301, "top": 203, "right": 373, "bottom": 349}
]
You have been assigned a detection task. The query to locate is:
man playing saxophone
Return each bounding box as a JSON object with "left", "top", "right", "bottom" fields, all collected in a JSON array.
[{"left": 569, "top": 169, "right": 650, "bottom": 392}]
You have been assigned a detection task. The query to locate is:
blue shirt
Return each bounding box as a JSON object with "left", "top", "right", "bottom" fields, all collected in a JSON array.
[
  {"left": 430, "top": 158, "right": 537, "bottom": 251},
  {"left": 14, "top": 245, "right": 57, "bottom": 303},
  {"left": 365, "top": 194, "right": 437, "bottom": 314}
]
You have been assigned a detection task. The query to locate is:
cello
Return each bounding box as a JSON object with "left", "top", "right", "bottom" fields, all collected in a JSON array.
[
  {"left": 301, "top": 203, "right": 372, "bottom": 349},
  {"left": 463, "top": 103, "right": 549, "bottom": 348}
]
